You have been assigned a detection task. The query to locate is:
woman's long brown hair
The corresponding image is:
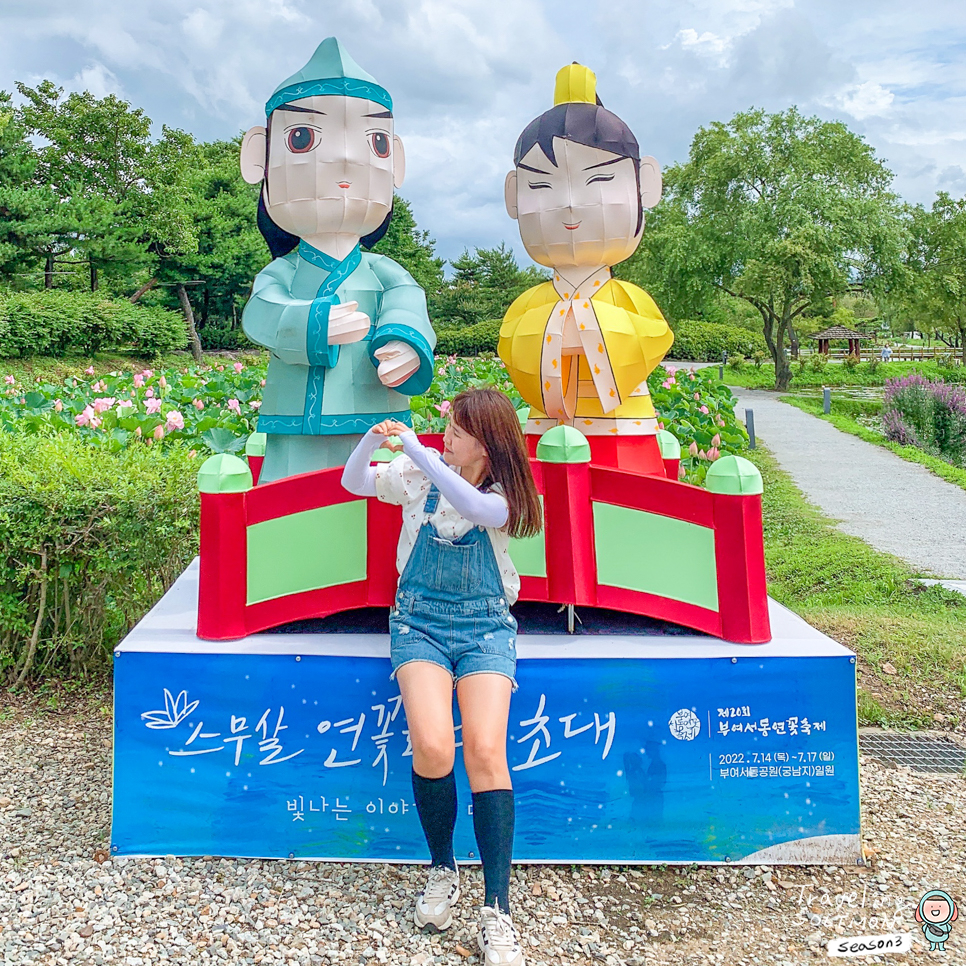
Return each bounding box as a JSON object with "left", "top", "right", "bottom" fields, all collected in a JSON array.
[{"left": 451, "top": 388, "right": 543, "bottom": 539}]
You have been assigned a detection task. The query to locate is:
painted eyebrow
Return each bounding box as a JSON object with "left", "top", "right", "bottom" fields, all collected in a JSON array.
[
  {"left": 518, "top": 162, "right": 553, "bottom": 175},
  {"left": 364, "top": 110, "right": 393, "bottom": 118},
  {"left": 583, "top": 157, "right": 626, "bottom": 171},
  {"left": 275, "top": 104, "right": 326, "bottom": 117}
]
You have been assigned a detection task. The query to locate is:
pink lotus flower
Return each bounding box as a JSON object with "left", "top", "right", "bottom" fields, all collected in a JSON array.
[
  {"left": 152, "top": 424, "right": 165, "bottom": 440},
  {"left": 227, "top": 398, "right": 242, "bottom": 414},
  {"left": 712, "top": 433, "right": 721, "bottom": 446},
  {"left": 217, "top": 365, "right": 225, "bottom": 371},
  {"left": 145, "top": 398, "right": 162, "bottom": 415},
  {"left": 688, "top": 441, "right": 698, "bottom": 456},
  {"left": 3, "top": 375, "right": 14, "bottom": 385},
  {"left": 54, "top": 399, "right": 63, "bottom": 412},
  {"left": 75, "top": 406, "right": 100, "bottom": 428},
  {"left": 260, "top": 379, "right": 266, "bottom": 387},
  {"left": 145, "top": 388, "right": 154, "bottom": 398},
  {"left": 188, "top": 450, "right": 197, "bottom": 459},
  {"left": 193, "top": 398, "right": 204, "bottom": 410},
  {"left": 698, "top": 449, "right": 707, "bottom": 460},
  {"left": 165, "top": 410, "right": 185, "bottom": 432},
  {"left": 116, "top": 401, "right": 133, "bottom": 415},
  {"left": 234, "top": 362, "right": 244, "bottom": 374},
  {"left": 250, "top": 400, "right": 261, "bottom": 409},
  {"left": 84, "top": 366, "right": 95, "bottom": 376},
  {"left": 159, "top": 375, "right": 167, "bottom": 389},
  {"left": 134, "top": 426, "right": 142, "bottom": 437},
  {"left": 142, "top": 369, "right": 153, "bottom": 378},
  {"left": 666, "top": 366, "right": 677, "bottom": 376},
  {"left": 700, "top": 405, "right": 709, "bottom": 414},
  {"left": 709, "top": 447, "right": 720, "bottom": 460},
  {"left": 662, "top": 379, "right": 673, "bottom": 389},
  {"left": 693, "top": 393, "right": 700, "bottom": 401},
  {"left": 437, "top": 400, "right": 451, "bottom": 416},
  {"left": 133, "top": 373, "right": 145, "bottom": 388},
  {"left": 92, "top": 397, "right": 116, "bottom": 414}
]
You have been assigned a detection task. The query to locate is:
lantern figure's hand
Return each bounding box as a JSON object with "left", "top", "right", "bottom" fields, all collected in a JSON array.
[
  {"left": 327, "top": 301, "right": 371, "bottom": 345},
  {"left": 374, "top": 341, "right": 420, "bottom": 388}
]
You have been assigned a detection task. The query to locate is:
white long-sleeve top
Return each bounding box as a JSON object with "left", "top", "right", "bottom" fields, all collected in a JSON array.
[{"left": 341, "top": 430, "right": 520, "bottom": 603}]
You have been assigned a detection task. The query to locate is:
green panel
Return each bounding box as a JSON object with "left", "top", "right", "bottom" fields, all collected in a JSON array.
[
  {"left": 247, "top": 501, "right": 367, "bottom": 604},
  {"left": 593, "top": 503, "right": 718, "bottom": 611},
  {"left": 509, "top": 496, "right": 546, "bottom": 578}
]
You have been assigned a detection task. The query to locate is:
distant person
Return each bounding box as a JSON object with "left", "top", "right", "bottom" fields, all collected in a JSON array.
[{"left": 880, "top": 345, "right": 893, "bottom": 362}]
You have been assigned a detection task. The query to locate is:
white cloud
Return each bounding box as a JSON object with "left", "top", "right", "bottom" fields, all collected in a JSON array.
[
  {"left": 832, "top": 80, "right": 895, "bottom": 119},
  {"left": 0, "top": 0, "right": 964, "bottom": 260},
  {"left": 71, "top": 63, "right": 123, "bottom": 99}
]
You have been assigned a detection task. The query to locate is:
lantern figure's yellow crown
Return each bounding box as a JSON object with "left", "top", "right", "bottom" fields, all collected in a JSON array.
[{"left": 553, "top": 63, "right": 597, "bottom": 106}]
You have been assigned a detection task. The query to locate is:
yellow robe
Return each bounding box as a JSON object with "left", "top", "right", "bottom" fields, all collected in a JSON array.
[{"left": 498, "top": 274, "right": 673, "bottom": 435}]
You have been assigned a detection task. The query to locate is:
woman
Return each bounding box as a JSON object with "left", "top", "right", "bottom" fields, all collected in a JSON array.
[{"left": 341, "top": 388, "right": 541, "bottom": 966}]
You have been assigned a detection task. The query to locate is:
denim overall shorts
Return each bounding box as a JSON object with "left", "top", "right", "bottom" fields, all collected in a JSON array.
[{"left": 389, "top": 484, "right": 518, "bottom": 689}]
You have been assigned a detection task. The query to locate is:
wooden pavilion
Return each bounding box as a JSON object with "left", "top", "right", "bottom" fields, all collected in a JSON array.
[{"left": 811, "top": 325, "right": 871, "bottom": 356}]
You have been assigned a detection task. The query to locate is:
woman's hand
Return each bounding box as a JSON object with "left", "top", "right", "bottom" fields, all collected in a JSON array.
[{"left": 372, "top": 419, "right": 411, "bottom": 437}]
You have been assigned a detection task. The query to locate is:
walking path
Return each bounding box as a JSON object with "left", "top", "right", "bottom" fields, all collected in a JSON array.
[{"left": 731, "top": 388, "right": 966, "bottom": 580}]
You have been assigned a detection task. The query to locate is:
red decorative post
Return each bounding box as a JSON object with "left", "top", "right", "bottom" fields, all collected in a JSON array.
[
  {"left": 197, "top": 455, "right": 253, "bottom": 640},
  {"left": 536, "top": 427, "right": 597, "bottom": 606}
]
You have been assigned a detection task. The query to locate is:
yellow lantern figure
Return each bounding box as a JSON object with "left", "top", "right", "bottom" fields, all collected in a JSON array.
[{"left": 500, "top": 64, "right": 673, "bottom": 474}]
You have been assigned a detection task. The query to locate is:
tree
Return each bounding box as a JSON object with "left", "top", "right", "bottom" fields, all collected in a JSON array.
[
  {"left": 372, "top": 195, "right": 444, "bottom": 299},
  {"left": 431, "top": 244, "right": 548, "bottom": 329},
  {"left": 622, "top": 107, "right": 905, "bottom": 388},
  {"left": 15, "top": 80, "right": 155, "bottom": 290},
  {"left": 903, "top": 193, "right": 966, "bottom": 360}
]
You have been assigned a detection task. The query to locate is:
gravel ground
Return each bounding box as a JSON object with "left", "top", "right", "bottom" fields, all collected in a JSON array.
[
  {"left": 730, "top": 388, "right": 966, "bottom": 580},
  {"left": 2, "top": 696, "right": 964, "bottom": 965}
]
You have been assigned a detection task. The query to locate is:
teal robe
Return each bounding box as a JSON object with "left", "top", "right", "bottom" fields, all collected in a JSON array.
[{"left": 242, "top": 241, "right": 435, "bottom": 481}]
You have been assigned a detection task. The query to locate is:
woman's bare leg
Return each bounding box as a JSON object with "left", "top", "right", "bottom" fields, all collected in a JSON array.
[
  {"left": 456, "top": 672, "right": 513, "bottom": 791},
  {"left": 396, "top": 661, "right": 457, "bottom": 776}
]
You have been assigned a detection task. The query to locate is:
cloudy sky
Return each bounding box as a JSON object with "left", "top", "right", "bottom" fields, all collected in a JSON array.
[{"left": 2, "top": 0, "right": 965, "bottom": 265}]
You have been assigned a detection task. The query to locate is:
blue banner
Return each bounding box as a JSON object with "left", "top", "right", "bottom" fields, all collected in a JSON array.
[{"left": 112, "top": 649, "right": 859, "bottom": 863}]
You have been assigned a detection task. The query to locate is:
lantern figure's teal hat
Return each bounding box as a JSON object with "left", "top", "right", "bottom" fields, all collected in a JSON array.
[{"left": 265, "top": 37, "right": 392, "bottom": 116}]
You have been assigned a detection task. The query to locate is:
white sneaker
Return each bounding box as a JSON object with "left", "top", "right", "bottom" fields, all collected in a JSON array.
[
  {"left": 413, "top": 865, "right": 460, "bottom": 931},
  {"left": 478, "top": 905, "right": 525, "bottom": 965}
]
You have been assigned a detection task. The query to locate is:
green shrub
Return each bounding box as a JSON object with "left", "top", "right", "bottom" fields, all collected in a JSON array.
[
  {"left": 0, "top": 290, "right": 187, "bottom": 357},
  {"left": 667, "top": 320, "right": 768, "bottom": 361},
  {"left": 752, "top": 350, "right": 767, "bottom": 369},
  {"left": 199, "top": 322, "right": 255, "bottom": 351},
  {"left": 842, "top": 352, "right": 861, "bottom": 372},
  {"left": 726, "top": 353, "right": 745, "bottom": 372},
  {"left": 433, "top": 319, "right": 502, "bottom": 356},
  {"left": 0, "top": 433, "right": 199, "bottom": 685},
  {"left": 807, "top": 353, "right": 828, "bottom": 373}
]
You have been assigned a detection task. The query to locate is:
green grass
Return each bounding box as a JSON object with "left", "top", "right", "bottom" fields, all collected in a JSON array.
[
  {"left": 725, "top": 359, "right": 966, "bottom": 389},
  {"left": 782, "top": 394, "right": 966, "bottom": 494},
  {"left": 747, "top": 445, "right": 966, "bottom": 729}
]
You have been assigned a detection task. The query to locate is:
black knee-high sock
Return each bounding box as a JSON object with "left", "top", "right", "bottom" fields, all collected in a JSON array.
[
  {"left": 472, "top": 789, "right": 515, "bottom": 914},
  {"left": 412, "top": 769, "right": 457, "bottom": 870}
]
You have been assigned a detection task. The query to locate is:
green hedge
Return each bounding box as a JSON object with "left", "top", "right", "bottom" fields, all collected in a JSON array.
[
  {"left": 668, "top": 320, "right": 768, "bottom": 361},
  {"left": 434, "top": 319, "right": 502, "bottom": 356},
  {"left": 0, "top": 290, "right": 187, "bottom": 357},
  {"left": 0, "top": 434, "right": 199, "bottom": 685}
]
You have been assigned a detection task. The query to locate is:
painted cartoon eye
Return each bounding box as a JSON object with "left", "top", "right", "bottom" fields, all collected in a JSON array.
[
  {"left": 286, "top": 127, "right": 317, "bottom": 153},
  {"left": 586, "top": 173, "right": 615, "bottom": 185},
  {"left": 370, "top": 132, "right": 391, "bottom": 158}
]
